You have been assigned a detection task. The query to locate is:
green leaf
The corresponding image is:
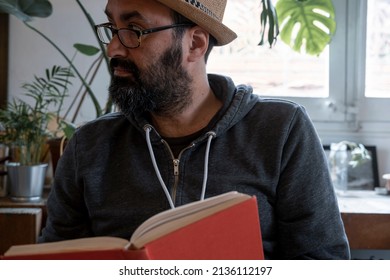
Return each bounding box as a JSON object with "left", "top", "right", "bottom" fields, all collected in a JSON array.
[
  {"left": 73, "top": 43, "right": 100, "bottom": 56},
  {"left": 0, "top": 0, "right": 30, "bottom": 21},
  {"left": 276, "top": 0, "right": 336, "bottom": 55},
  {"left": 259, "top": 0, "right": 279, "bottom": 47},
  {"left": 19, "top": 0, "right": 52, "bottom": 18},
  {"left": 59, "top": 120, "right": 77, "bottom": 140},
  {"left": 0, "top": 0, "right": 52, "bottom": 22}
]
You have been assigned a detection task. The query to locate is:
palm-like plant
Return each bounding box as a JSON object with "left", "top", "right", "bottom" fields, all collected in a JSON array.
[{"left": 0, "top": 65, "right": 74, "bottom": 165}]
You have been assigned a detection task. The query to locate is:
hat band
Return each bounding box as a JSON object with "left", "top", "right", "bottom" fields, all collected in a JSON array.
[{"left": 184, "top": 0, "right": 218, "bottom": 20}]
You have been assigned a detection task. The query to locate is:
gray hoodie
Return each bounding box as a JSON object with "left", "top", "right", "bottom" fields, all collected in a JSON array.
[{"left": 40, "top": 74, "right": 350, "bottom": 259}]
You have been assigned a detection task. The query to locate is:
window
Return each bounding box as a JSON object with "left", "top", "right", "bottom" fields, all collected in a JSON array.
[
  {"left": 207, "top": 0, "right": 390, "bottom": 129},
  {"left": 355, "top": 0, "right": 390, "bottom": 123},
  {"left": 365, "top": 0, "right": 390, "bottom": 98},
  {"left": 207, "top": 0, "right": 329, "bottom": 99}
]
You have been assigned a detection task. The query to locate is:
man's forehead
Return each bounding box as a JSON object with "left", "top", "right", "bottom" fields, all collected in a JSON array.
[
  {"left": 104, "top": 9, "right": 146, "bottom": 22},
  {"left": 105, "top": 0, "right": 172, "bottom": 22}
]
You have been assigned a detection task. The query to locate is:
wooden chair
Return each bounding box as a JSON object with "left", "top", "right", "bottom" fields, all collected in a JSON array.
[{"left": 0, "top": 207, "right": 42, "bottom": 255}]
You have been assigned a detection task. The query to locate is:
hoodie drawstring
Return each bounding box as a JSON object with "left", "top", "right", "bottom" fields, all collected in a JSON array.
[
  {"left": 201, "top": 132, "right": 215, "bottom": 201},
  {"left": 144, "top": 125, "right": 215, "bottom": 209},
  {"left": 145, "top": 126, "right": 175, "bottom": 209}
]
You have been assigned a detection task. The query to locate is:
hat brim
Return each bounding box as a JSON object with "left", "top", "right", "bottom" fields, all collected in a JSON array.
[{"left": 156, "top": 0, "right": 237, "bottom": 46}]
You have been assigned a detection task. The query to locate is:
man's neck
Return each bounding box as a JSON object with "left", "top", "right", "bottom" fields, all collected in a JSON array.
[{"left": 150, "top": 88, "right": 222, "bottom": 138}]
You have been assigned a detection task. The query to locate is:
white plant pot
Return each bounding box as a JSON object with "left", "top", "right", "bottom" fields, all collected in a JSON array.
[{"left": 6, "top": 162, "right": 48, "bottom": 201}]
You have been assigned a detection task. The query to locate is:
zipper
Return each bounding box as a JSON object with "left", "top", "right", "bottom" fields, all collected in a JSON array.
[
  {"left": 161, "top": 139, "right": 195, "bottom": 205},
  {"left": 144, "top": 124, "right": 216, "bottom": 207},
  {"left": 173, "top": 159, "right": 180, "bottom": 176},
  {"left": 171, "top": 158, "right": 180, "bottom": 204}
]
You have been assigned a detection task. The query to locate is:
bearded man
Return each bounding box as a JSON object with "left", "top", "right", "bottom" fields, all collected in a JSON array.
[{"left": 40, "top": 0, "right": 350, "bottom": 260}]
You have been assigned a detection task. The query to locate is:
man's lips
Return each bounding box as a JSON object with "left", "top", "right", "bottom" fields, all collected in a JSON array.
[
  {"left": 110, "top": 58, "right": 138, "bottom": 80},
  {"left": 112, "top": 66, "right": 133, "bottom": 77}
]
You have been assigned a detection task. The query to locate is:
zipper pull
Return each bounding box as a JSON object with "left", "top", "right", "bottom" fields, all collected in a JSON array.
[{"left": 173, "top": 159, "right": 180, "bottom": 176}]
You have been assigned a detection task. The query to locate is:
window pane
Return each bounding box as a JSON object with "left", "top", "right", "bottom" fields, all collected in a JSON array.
[
  {"left": 365, "top": 0, "right": 390, "bottom": 98},
  {"left": 207, "top": 0, "right": 329, "bottom": 98}
]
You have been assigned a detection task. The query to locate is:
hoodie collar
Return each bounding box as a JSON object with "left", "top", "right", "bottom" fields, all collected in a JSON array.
[{"left": 126, "top": 74, "right": 258, "bottom": 139}]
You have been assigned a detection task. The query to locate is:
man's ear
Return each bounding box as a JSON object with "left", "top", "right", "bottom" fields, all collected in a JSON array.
[{"left": 186, "top": 26, "right": 209, "bottom": 62}]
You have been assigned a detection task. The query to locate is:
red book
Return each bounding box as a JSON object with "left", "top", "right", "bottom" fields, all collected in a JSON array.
[{"left": 2, "top": 192, "right": 264, "bottom": 260}]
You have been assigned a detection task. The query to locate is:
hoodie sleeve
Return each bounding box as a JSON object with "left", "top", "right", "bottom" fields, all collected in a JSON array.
[
  {"left": 275, "top": 105, "right": 350, "bottom": 259},
  {"left": 39, "top": 132, "right": 92, "bottom": 242}
]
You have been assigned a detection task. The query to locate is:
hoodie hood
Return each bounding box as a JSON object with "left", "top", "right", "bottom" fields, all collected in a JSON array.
[{"left": 208, "top": 74, "right": 259, "bottom": 137}]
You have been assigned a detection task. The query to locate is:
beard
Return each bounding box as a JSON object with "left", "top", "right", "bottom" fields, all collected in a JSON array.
[{"left": 108, "top": 41, "right": 193, "bottom": 117}]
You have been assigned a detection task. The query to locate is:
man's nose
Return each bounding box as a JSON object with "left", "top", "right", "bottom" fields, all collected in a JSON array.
[{"left": 106, "top": 35, "right": 128, "bottom": 58}]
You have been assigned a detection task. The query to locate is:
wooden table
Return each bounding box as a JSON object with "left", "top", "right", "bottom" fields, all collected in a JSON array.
[
  {"left": 1, "top": 189, "right": 389, "bottom": 252},
  {"left": 337, "top": 190, "right": 390, "bottom": 250}
]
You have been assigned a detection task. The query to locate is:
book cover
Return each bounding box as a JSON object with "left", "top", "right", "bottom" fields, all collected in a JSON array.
[{"left": 2, "top": 192, "right": 264, "bottom": 260}]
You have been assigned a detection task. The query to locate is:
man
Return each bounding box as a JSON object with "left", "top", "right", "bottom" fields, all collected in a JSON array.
[{"left": 40, "top": 0, "right": 350, "bottom": 259}]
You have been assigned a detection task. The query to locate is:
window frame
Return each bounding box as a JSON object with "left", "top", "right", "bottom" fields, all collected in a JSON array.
[{"left": 272, "top": 0, "right": 390, "bottom": 133}]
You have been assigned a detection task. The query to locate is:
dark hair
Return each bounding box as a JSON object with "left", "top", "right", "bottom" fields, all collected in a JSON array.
[{"left": 171, "top": 11, "right": 216, "bottom": 63}]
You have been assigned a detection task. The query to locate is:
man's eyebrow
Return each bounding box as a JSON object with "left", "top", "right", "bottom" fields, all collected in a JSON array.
[{"left": 104, "top": 9, "right": 147, "bottom": 23}]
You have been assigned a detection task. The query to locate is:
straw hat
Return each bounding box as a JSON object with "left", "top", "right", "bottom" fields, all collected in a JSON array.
[{"left": 156, "top": 0, "right": 237, "bottom": 46}]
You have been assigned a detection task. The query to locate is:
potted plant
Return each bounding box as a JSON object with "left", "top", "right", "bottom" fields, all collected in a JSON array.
[{"left": 0, "top": 65, "right": 74, "bottom": 201}]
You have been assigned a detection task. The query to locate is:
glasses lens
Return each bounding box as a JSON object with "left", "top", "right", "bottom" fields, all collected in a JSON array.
[
  {"left": 96, "top": 26, "right": 139, "bottom": 48},
  {"left": 118, "top": 29, "right": 140, "bottom": 48},
  {"left": 97, "top": 26, "right": 113, "bottom": 44}
]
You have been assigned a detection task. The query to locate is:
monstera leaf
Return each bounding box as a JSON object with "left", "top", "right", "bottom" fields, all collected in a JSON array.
[
  {"left": 0, "top": 0, "right": 52, "bottom": 22},
  {"left": 276, "top": 0, "right": 336, "bottom": 55}
]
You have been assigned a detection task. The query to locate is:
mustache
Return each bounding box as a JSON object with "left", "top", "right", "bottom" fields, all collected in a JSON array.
[{"left": 110, "top": 58, "right": 140, "bottom": 77}]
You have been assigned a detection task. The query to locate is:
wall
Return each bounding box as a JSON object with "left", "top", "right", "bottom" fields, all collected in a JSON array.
[{"left": 7, "top": 0, "right": 390, "bottom": 186}]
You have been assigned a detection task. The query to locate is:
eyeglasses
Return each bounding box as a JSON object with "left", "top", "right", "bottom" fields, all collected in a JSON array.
[{"left": 95, "top": 23, "right": 193, "bottom": 49}]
